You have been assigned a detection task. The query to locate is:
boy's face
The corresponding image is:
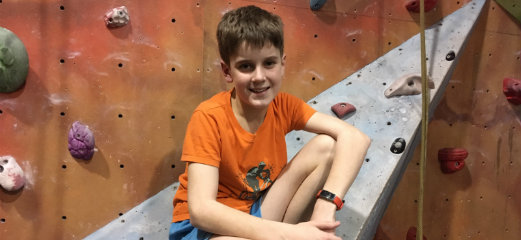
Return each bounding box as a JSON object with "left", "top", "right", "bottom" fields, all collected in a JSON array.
[{"left": 222, "top": 42, "right": 285, "bottom": 112}]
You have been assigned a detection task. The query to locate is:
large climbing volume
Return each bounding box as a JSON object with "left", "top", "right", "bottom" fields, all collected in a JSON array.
[{"left": 0, "top": 27, "right": 29, "bottom": 93}]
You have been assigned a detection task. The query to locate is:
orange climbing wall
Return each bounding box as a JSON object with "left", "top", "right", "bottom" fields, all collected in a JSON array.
[{"left": 0, "top": 0, "right": 517, "bottom": 239}]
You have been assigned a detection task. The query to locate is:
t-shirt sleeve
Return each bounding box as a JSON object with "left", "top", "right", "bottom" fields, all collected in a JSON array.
[
  {"left": 180, "top": 110, "right": 221, "bottom": 167},
  {"left": 282, "top": 93, "right": 317, "bottom": 131}
]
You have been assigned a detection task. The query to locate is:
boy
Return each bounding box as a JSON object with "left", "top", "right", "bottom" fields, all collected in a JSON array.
[{"left": 170, "top": 5, "right": 370, "bottom": 240}]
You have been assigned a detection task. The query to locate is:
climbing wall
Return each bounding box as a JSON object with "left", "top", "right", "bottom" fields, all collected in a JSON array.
[
  {"left": 0, "top": 1, "right": 201, "bottom": 239},
  {"left": 0, "top": 0, "right": 518, "bottom": 240},
  {"left": 375, "top": 0, "right": 521, "bottom": 239}
]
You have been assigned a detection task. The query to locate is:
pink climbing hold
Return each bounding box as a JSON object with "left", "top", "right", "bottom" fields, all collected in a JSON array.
[
  {"left": 331, "top": 102, "right": 356, "bottom": 118},
  {"left": 406, "top": 226, "right": 427, "bottom": 240},
  {"left": 405, "top": 0, "right": 437, "bottom": 13},
  {"left": 503, "top": 77, "right": 521, "bottom": 105},
  {"left": 68, "top": 121, "right": 95, "bottom": 160},
  {"left": 104, "top": 6, "right": 130, "bottom": 28},
  {"left": 438, "top": 148, "right": 468, "bottom": 174},
  {"left": 0, "top": 155, "right": 26, "bottom": 192}
]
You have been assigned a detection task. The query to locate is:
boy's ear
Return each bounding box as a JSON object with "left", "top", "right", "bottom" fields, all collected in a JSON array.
[
  {"left": 220, "top": 60, "right": 233, "bottom": 83},
  {"left": 281, "top": 54, "right": 287, "bottom": 76}
]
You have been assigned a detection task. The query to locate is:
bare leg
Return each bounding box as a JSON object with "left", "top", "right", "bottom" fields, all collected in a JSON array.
[{"left": 261, "top": 134, "right": 335, "bottom": 223}]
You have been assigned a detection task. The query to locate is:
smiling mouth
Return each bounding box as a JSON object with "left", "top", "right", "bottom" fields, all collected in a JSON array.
[{"left": 250, "top": 87, "right": 270, "bottom": 93}]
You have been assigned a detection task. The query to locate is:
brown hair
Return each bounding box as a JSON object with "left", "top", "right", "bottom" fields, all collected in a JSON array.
[{"left": 217, "top": 5, "right": 284, "bottom": 64}]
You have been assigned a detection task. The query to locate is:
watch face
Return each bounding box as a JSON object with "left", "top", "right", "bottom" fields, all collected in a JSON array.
[{"left": 320, "top": 190, "right": 335, "bottom": 201}]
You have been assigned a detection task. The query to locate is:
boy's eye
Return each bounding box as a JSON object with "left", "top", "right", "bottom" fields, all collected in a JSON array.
[
  {"left": 237, "top": 63, "right": 254, "bottom": 71},
  {"left": 265, "top": 61, "right": 276, "bottom": 67},
  {"left": 264, "top": 58, "right": 279, "bottom": 68}
]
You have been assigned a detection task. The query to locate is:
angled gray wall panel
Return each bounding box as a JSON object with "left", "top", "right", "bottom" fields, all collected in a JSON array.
[{"left": 285, "top": 1, "right": 486, "bottom": 239}]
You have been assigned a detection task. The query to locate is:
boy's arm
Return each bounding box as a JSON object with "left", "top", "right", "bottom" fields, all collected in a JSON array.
[
  {"left": 302, "top": 112, "right": 371, "bottom": 221},
  {"left": 187, "top": 162, "right": 341, "bottom": 240}
]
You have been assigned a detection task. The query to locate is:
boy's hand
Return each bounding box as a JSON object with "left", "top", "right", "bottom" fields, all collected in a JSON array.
[{"left": 290, "top": 221, "right": 341, "bottom": 240}]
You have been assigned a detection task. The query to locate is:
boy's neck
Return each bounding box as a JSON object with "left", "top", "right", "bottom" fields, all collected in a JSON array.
[{"left": 230, "top": 90, "right": 268, "bottom": 134}]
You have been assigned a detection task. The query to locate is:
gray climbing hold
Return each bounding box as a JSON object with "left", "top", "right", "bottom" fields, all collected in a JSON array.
[
  {"left": 0, "top": 27, "right": 29, "bottom": 93},
  {"left": 390, "top": 138, "right": 406, "bottom": 154},
  {"left": 68, "top": 121, "right": 95, "bottom": 160}
]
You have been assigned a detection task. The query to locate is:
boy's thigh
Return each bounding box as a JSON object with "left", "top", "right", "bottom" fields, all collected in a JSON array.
[
  {"left": 170, "top": 196, "right": 263, "bottom": 240},
  {"left": 169, "top": 220, "right": 212, "bottom": 240},
  {"left": 260, "top": 134, "right": 335, "bottom": 222}
]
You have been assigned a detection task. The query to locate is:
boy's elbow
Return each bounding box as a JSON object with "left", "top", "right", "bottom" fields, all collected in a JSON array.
[
  {"left": 349, "top": 128, "right": 371, "bottom": 148},
  {"left": 188, "top": 200, "right": 209, "bottom": 229},
  {"left": 351, "top": 128, "right": 371, "bottom": 149},
  {"left": 360, "top": 131, "right": 371, "bottom": 147}
]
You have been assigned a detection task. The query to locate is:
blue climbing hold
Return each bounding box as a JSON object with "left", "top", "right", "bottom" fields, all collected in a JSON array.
[{"left": 310, "top": 0, "right": 327, "bottom": 11}]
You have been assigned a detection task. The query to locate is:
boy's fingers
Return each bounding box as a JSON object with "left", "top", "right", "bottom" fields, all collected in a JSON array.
[{"left": 312, "top": 220, "right": 341, "bottom": 230}]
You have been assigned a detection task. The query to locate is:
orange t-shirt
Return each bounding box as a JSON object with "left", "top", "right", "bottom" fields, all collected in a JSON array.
[{"left": 172, "top": 89, "right": 317, "bottom": 222}]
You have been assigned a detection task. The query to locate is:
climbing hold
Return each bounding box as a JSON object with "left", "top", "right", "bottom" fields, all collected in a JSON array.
[
  {"left": 503, "top": 77, "right": 521, "bottom": 105},
  {"left": 390, "top": 138, "right": 406, "bottom": 154},
  {"left": 310, "top": 0, "right": 327, "bottom": 11},
  {"left": 495, "top": 0, "right": 521, "bottom": 24},
  {"left": 384, "top": 74, "right": 435, "bottom": 98},
  {"left": 0, "top": 155, "right": 26, "bottom": 192},
  {"left": 438, "top": 148, "right": 468, "bottom": 174},
  {"left": 406, "top": 226, "right": 427, "bottom": 240},
  {"left": 405, "top": 0, "right": 438, "bottom": 13},
  {"left": 104, "top": 6, "right": 130, "bottom": 28},
  {"left": 0, "top": 27, "right": 29, "bottom": 93},
  {"left": 68, "top": 121, "right": 95, "bottom": 160},
  {"left": 331, "top": 102, "right": 356, "bottom": 118},
  {"left": 445, "top": 51, "right": 456, "bottom": 61}
]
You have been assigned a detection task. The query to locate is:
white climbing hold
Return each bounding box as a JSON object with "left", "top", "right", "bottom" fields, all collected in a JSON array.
[
  {"left": 104, "top": 6, "right": 130, "bottom": 28},
  {"left": 0, "top": 155, "right": 25, "bottom": 191},
  {"left": 384, "top": 74, "right": 435, "bottom": 98}
]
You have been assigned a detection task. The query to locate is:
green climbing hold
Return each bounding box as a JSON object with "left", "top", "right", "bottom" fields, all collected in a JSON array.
[
  {"left": 495, "top": 0, "right": 521, "bottom": 24},
  {"left": 0, "top": 27, "right": 29, "bottom": 93}
]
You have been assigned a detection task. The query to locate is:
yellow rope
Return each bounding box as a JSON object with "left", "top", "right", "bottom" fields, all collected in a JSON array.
[{"left": 418, "top": 0, "right": 428, "bottom": 239}]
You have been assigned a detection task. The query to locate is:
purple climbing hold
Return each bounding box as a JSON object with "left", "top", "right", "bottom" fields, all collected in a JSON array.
[{"left": 68, "top": 121, "right": 95, "bottom": 160}]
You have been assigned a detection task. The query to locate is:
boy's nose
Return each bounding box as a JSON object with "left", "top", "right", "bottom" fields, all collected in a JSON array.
[{"left": 252, "top": 67, "right": 266, "bottom": 81}]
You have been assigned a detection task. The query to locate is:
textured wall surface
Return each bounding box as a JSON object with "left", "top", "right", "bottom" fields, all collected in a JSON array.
[{"left": 0, "top": 0, "right": 518, "bottom": 239}]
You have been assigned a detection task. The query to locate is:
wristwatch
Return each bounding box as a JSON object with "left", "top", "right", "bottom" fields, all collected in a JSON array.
[{"left": 316, "top": 189, "right": 344, "bottom": 211}]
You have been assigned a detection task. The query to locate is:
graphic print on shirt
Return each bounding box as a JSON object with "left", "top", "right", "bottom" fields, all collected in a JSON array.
[{"left": 239, "top": 161, "right": 272, "bottom": 200}]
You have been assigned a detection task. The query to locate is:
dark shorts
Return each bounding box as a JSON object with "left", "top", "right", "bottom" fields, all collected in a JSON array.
[{"left": 169, "top": 197, "right": 263, "bottom": 240}]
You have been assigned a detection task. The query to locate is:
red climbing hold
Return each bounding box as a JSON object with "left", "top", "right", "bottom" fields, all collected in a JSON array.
[
  {"left": 405, "top": 0, "right": 437, "bottom": 13},
  {"left": 438, "top": 148, "right": 468, "bottom": 174},
  {"left": 406, "top": 226, "right": 427, "bottom": 240},
  {"left": 503, "top": 78, "right": 521, "bottom": 105},
  {"left": 331, "top": 102, "right": 356, "bottom": 118}
]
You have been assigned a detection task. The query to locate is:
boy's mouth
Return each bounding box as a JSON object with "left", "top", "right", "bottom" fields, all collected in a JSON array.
[{"left": 250, "top": 87, "right": 270, "bottom": 93}]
